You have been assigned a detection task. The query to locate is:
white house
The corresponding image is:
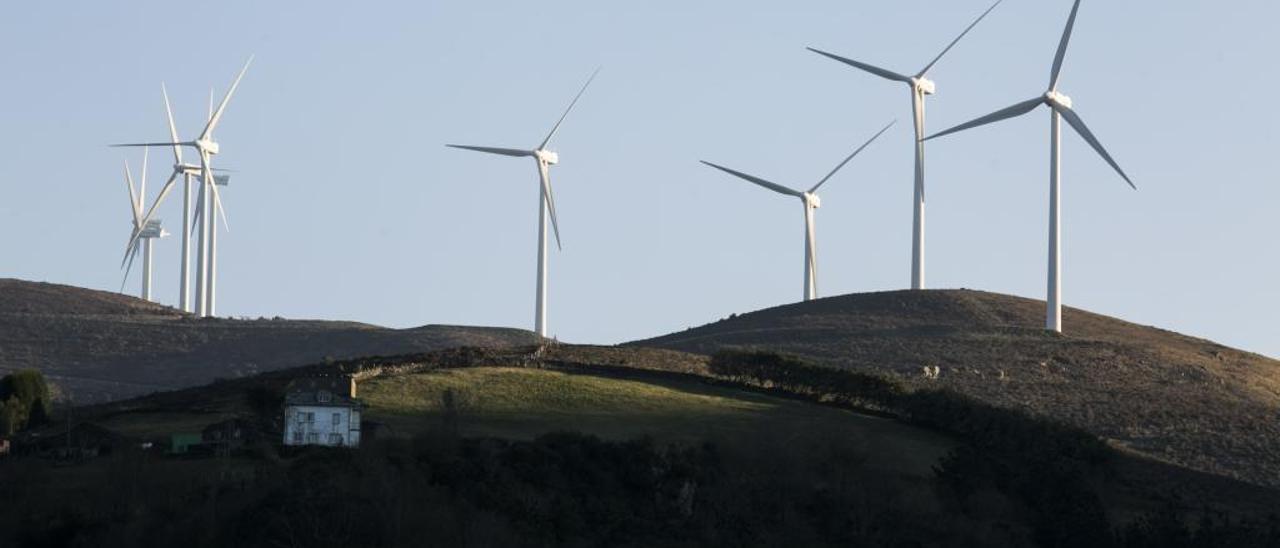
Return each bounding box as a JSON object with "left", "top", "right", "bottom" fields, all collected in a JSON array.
[{"left": 282, "top": 376, "right": 362, "bottom": 448}]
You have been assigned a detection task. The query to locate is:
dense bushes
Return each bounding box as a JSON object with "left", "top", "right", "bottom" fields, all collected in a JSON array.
[
  {"left": 3, "top": 430, "right": 993, "bottom": 547},
  {"left": 0, "top": 369, "right": 51, "bottom": 436},
  {"left": 707, "top": 349, "right": 905, "bottom": 411}
]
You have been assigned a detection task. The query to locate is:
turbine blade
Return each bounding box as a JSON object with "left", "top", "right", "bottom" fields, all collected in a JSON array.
[
  {"left": 446, "top": 144, "right": 535, "bottom": 158},
  {"left": 540, "top": 67, "right": 602, "bottom": 150},
  {"left": 162, "top": 83, "right": 183, "bottom": 164},
  {"left": 537, "top": 161, "right": 562, "bottom": 250},
  {"left": 140, "top": 148, "right": 149, "bottom": 208},
  {"left": 1055, "top": 105, "right": 1136, "bottom": 189},
  {"left": 811, "top": 119, "right": 896, "bottom": 193},
  {"left": 199, "top": 55, "right": 254, "bottom": 141},
  {"left": 121, "top": 242, "right": 141, "bottom": 292},
  {"left": 120, "top": 223, "right": 141, "bottom": 268},
  {"left": 110, "top": 142, "right": 192, "bottom": 148},
  {"left": 917, "top": 0, "right": 1004, "bottom": 77},
  {"left": 124, "top": 160, "right": 141, "bottom": 225},
  {"left": 127, "top": 172, "right": 180, "bottom": 255},
  {"left": 700, "top": 161, "right": 803, "bottom": 197},
  {"left": 924, "top": 96, "right": 1044, "bottom": 141},
  {"left": 1050, "top": 0, "right": 1083, "bottom": 90},
  {"left": 191, "top": 187, "right": 204, "bottom": 238},
  {"left": 807, "top": 47, "right": 911, "bottom": 83},
  {"left": 205, "top": 164, "right": 230, "bottom": 231}
]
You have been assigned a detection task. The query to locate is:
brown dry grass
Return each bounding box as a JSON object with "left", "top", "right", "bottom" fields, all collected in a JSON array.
[
  {"left": 0, "top": 279, "right": 538, "bottom": 403},
  {"left": 630, "top": 289, "right": 1280, "bottom": 488}
]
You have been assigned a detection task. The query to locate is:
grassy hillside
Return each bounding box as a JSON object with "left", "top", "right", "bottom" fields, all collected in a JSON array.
[
  {"left": 8, "top": 347, "right": 1280, "bottom": 547},
  {"left": 360, "top": 367, "right": 950, "bottom": 476},
  {"left": 630, "top": 289, "right": 1280, "bottom": 488},
  {"left": 0, "top": 279, "right": 538, "bottom": 403}
]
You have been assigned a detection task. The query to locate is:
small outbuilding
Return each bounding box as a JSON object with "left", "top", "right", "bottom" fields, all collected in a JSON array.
[{"left": 282, "top": 376, "right": 362, "bottom": 448}]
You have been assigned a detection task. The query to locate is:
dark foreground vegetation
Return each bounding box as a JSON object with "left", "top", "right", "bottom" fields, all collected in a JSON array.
[
  {"left": 3, "top": 429, "right": 1277, "bottom": 547},
  {"left": 2, "top": 348, "right": 1278, "bottom": 547},
  {"left": 1, "top": 369, "right": 52, "bottom": 436}
]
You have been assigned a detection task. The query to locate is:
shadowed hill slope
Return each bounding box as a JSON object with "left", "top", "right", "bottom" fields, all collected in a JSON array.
[
  {"left": 630, "top": 289, "right": 1280, "bottom": 487},
  {"left": 0, "top": 279, "right": 538, "bottom": 403}
]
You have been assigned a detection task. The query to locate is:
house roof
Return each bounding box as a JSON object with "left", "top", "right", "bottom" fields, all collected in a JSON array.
[{"left": 284, "top": 376, "right": 360, "bottom": 408}]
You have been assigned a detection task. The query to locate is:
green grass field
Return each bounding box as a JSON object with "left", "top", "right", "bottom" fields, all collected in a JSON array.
[{"left": 361, "top": 367, "right": 953, "bottom": 476}]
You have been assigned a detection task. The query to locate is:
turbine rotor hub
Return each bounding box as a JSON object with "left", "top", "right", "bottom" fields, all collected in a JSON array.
[
  {"left": 195, "top": 139, "right": 220, "bottom": 155},
  {"left": 1045, "top": 90, "right": 1072, "bottom": 109},
  {"left": 804, "top": 193, "right": 821, "bottom": 209},
  {"left": 535, "top": 149, "right": 559, "bottom": 165},
  {"left": 912, "top": 77, "right": 936, "bottom": 95}
]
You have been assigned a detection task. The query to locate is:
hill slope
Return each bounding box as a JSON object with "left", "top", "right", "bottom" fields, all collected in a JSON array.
[
  {"left": 0, "top": 279, "right": 538, "bottom": 403},
  {"left": 17, "top": 347, "right": 1280, "bottom": 547},
  {"left": 630, "top": 289, "right": 1280, "bottom": 487}
]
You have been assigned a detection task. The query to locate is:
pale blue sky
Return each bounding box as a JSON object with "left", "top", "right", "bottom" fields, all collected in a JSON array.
[{"left": 1, "top": 1, "right": 1277, "bottom": 358}]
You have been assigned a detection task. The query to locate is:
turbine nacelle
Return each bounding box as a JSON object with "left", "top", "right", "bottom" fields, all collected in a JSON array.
[
  {"left": 1045, "top": 90, "right": 1073, "bottom": 109},
  {"left": 139, "top": 219, "right": 167, "bottom": 239},
  {"left": 195, "top": 138, "right": 220, "bottom": 155},
  {"left": 802, "top": 192, "right": 822, "bottom": 209},
  {"left": 534, "top": 149, "right": 559, "bottom": 165},
  {"left": 912, "top": 77, "right": 936, "bottom": 96}
]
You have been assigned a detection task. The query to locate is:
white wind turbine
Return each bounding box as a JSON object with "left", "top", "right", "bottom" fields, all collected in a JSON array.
[
  {"left": 146, "top": 84, "right": 215, "bottom": 312},
  {"left": 120, "top": 149, "right": 169, "bottom": 301},
  {"left": 446, "top": 68, "right": 600, "bottom": 338},
  {"left": 701, "top": 121, "right": 896, "bottom": 302},
  {"left": 113, "top": 56, "right": 252, "bottom": 317},
  {"left": 808, "top": 0, "right": 1003, "bottom": 291},
  {"left": 925, "top": 0, "right": 1135, "bottom": 333}
]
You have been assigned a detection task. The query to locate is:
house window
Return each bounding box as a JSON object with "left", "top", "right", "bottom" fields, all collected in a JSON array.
[
  {"left": 328, "top": 433, "right": 343, "bottom": 446},
  {"left": 306, "top": 433, "right": 319, "bottom": 444},
  {"left": 317, "top": 391, "right": 332, "bottom": 403},
  {"left": 332, "top": 412, "right": 342, "bottom": 426},
  {"left": 305, "top": 412, "right": 315, "bottom": 424},
  {"left": 296, "top": 411, "right": 306, "bottom": 424},
  {"left": 292, "top": 431, "right": 303, "bottom": 444}
]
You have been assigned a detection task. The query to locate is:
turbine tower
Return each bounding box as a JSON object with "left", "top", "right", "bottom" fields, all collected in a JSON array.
[
  {"left": 808, "top": 0, "right": 1002, "bottom": 291},
  {"left": 700, "top": 121, "right": 895, "bottom": 301},
  {"left": 120, "top": 150, "right": 170, "bottom": 301},
  {"left": 154, "top": 84, "right": 204, "bottom": 312},
  {"left": 446, "top": 68, "right": 601, "bottom": 338},
  {"left": 113, "top": 56, "right": 252, "bottom": 317},
  {"left": 925, "top": 0, "right": 1135, "bottom": 333}
]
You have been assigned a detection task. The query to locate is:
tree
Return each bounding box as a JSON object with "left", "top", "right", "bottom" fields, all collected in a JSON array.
[
  {"left": 0, "top": 398, "right": 23, "bottom": 436},
  {"left": 0, "top": 369, "right": 51, "bottom": 434}
]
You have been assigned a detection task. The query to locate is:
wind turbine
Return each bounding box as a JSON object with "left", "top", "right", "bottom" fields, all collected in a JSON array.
[
  {"left": 808, "top": 0, "right": 1002, "bottom": 292},
  {"left": 150, "top": 83, "right": 202, "bottom": 312},
  {"left": 446, "top": 68, "right": 600, "bottom": 338},
  {"left": 120, "top": 149, "right": 169, "bottom": 301},
  {"left": 112, "top": 56, "right": 252, "bottom": 317},
  {"left": 925, "top": 0, "right": 1135, "bottom": 333},
  {"left": 700, "top": 121, "right": 895, "bottom": 302}
]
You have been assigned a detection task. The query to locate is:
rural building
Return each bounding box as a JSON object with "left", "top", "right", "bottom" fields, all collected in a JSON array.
[
  {"left": 203, "top": 418, "right": 256, "bottom": 448},
  {"left": 282, "top": 376, "right": 362, "bottom": 448},
  {"left": 169, "top": 432, "right": 202, "bottom": 455}
]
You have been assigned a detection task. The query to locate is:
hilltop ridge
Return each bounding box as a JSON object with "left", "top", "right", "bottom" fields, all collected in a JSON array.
[
  {"left": 0, "top": 278, "right": 539, "bottom": 403},
  {"left": 631, "top": 289, "right": 1280, "bottom": 487}
]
